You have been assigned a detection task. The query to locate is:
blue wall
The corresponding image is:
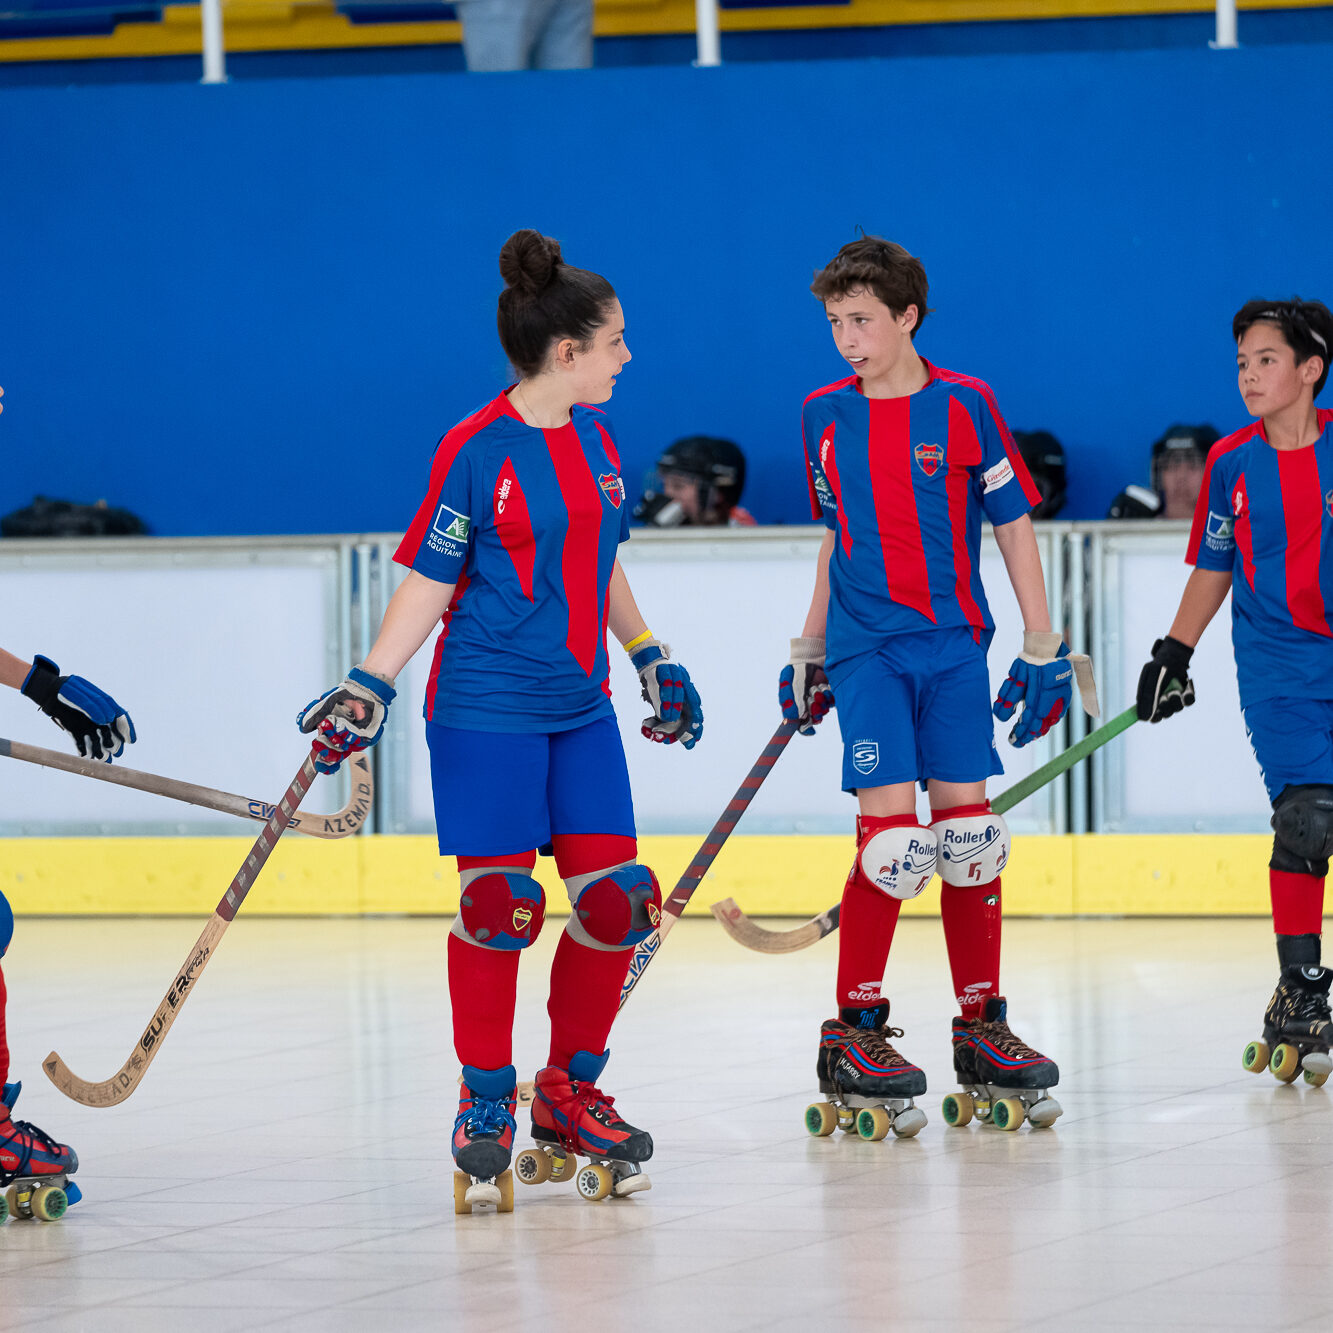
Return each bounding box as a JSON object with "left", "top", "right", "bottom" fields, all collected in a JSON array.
[{"left": 3, "top": 43, "right": 1332, "bottom": 535}]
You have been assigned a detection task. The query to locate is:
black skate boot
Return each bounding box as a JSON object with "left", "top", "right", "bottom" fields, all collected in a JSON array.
[
  {"left": 806, "top": 1001, "right": 928, "bottom": 1141},
  {"left": 944, "top": 996, "right": 1062, "bottom": 1131},
  {"left": 1243, "top": 965, "right": 1332, "bottom": 1087}
]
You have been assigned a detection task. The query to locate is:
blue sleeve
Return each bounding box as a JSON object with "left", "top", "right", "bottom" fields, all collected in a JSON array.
[
  {"left": 1188, "top": 453, "right": 1236, "bottom": 573},
  {"left": 803, "top": 404, "right": 838, "bottom": 531},
  {"left": 973, "top": 394, "right": 1038, "bottom": 528},
  {"left": 397, "top": 439, "right": 477, "bottom": 584}
]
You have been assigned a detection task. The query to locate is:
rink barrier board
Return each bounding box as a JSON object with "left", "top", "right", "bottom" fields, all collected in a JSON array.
[{"left": 0, "top": 834, "right": 1283, "bottom": 917}]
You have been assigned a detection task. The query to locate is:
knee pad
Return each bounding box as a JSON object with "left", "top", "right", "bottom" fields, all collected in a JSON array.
[
  {"left": 934, "top": 809, "right": 1010, "bottom": 887},
  {"left": 573, "top": 864, "right": 662, "bottom": 948},
  {"left": 458, "top": 872, "right": 546, "bottom": 949},
  {"left": 856, "top": 818, "right": 938, "bottom": 900},
  {"left": 1271, "top": 784, "right": 1333, "bottom": 876},
  {"left": 0, "top": 888, "right": 11, "bottom": 957}
]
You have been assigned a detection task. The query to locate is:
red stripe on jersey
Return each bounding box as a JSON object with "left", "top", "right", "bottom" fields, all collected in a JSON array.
[
  {"left": 1186, "top": 428, "right": 1253, "bottom": 564},
  {"left": 819, "top": 422, "right": 854, "bottom": 556},
  {"left": 803, "top": 376, "right": 857, "bottom": 524},
  {"left": 1279, "top": 447, "right": 1330, "bottom": 636},
  {"left": 1232, "top": 474, "right": 1256, "bottom": 589},
  {"left": 425, "top": 572, "right": 470, "bottom": 717},
  {"left": 592, "top": 418, "right": 621, "bottom": 471},
  {"left": 395, "top": 397, "right": 506, "bottom": 567},
  {"left": 493, "top": 456, "right": 535, "bottom": 601},
  {"left": 931, "top": 364, "right": 1041, "bottom": 508},
  {"left": 868, "top": 397, "right": 934, "bottom": 622},
  {"left": 946, "top": 396, "right": 987, "bottom": 632},
  {"left": 547, "top": 423, "right": 604, "bottom": 676}
]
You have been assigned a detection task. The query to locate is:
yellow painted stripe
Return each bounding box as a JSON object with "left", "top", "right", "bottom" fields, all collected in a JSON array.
[
  {"left": 0, "top": 0, "right": 1323, "bottom": 63},
  {"left": 0, "top": 833, "right": 1282, "bottom": 917}
]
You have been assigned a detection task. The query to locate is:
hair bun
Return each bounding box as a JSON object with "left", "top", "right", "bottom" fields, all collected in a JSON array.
[{"left": 499, "top": 229, "right": 563, "bottom": 297}]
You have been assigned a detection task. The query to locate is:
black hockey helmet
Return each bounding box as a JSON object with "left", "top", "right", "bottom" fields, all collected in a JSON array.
[
  {"left": 656, "top": 435, "right": 747, "bottom": 508},
  {"left": 1012, "top": 430, "right": 1066, "bottom": 519},
  {"left": 1150, "top": 424, "right": 1219, "bottom": 492}
]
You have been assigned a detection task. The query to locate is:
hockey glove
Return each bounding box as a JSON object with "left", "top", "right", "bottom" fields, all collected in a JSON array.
[
  {"left": 296, "top": 665, "right": 397, "bottom": 775},
  {"left": 630, "top": 638, "right": 704, "bottom": 749},
  {"left": 779, "top": 637, "right": 835, "bottom": 736},
  {"left": 1136, "top": 636, "right": 1195, "bottom": 723},
  {"left": 993, "top": 632, "right": 1075, "bottom": 748},
  {"left": 21, "top": 655, "right": 136, "bottom": 763}
]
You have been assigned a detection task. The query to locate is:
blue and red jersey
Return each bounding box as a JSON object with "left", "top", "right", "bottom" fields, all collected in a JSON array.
[
  {"left": 803, "top": 361, "right": 1040, "bottom": 669},
  {"left": 394, "top": 391, "right": 631, "bottom": 732},
  {"left": 1186, "top": 408, "right": 1333, "bottom": 707}
]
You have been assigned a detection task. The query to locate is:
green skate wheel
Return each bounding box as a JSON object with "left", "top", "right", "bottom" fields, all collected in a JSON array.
[
  {"left": 941, "top": 1093, "right": 974, "bottom": 1128},
  {"left": 1302, "top": 1052, "right": 1332, "bottom": 1087},
  {"left": 1270, "top": 1043, "right": 1302, "bottom": 1084},
  {"left": 855, "top": 1107, "right": 892, "bottom": 1142},
  {"left": 4, "top": 1185, "right": 22, "bottom": 1220},
  {"left": 805, "top": 1103, "right": 837, "bottom": 1137},
  {"left": 0, "top": 1194, "right": 7, "bottom": 1224},
  {"left": 30, "top": 1186, "right": 66, "bottom": 1223},
  {"left": 992, "top": 1097, "right": 1024, "bottom": 1131},
  {"left": 1242, "top": 1040, "right": 1270, "bottom": 1073}
]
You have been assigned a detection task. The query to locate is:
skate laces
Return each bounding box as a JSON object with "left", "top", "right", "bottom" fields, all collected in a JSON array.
[
  {"left": 979, "top": 1018, "right": 1041, "bottom": 1060},
  {"left": 552, "top": 1080, "right": 619, "bottom": 1150},
  {"left": 850, "top": 1023, "right": 909, "bottom": 1066},
  {"left": 460, "top": 1094, "right": 516, "bottom": 1140}
]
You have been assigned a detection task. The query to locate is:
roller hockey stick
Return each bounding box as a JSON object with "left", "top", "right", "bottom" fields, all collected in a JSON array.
[
  {"left": 711, "top": 704, "right": 1139, "bottom": 954},
  {"left": 618, "top": 718, "right": 798, "bottom": 1008},
  {"left": 44, "top": 752, "right": 322, "bottom": 1107},
  {"left": 0, "top": 737, "right": 372, "bottom": 839}
]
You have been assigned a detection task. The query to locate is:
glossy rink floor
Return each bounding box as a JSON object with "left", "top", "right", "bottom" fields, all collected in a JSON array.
[{"left": 3, "top": 916, "right": 1331, "bottom": 1332}]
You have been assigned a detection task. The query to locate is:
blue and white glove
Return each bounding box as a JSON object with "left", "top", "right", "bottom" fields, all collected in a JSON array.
[
  {"left": 992, "top": 632, "right": 1075, "bottom": 748},
  {"left": 21, "top": 655, "right": 136, "bottom": 763},
  {"left": 629, "top": 637, "right": 703, "bottom": 749},
  {"left": 779, "top": 636, "right": 835, "bottom": 736},
  {"left": 297, "top": 665, "right": 396, "bottom": 775}
]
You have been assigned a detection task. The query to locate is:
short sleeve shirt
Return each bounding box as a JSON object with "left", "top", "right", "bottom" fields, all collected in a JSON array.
[
  {"left": 801, "top": 361, "right": 1040, "bottom": 669},
  {"left": 1186, "top": 408, "right": 1333, "bottom": 706},
  {"left": 394, "top": 392, "right": 631, "bottom": 732}
]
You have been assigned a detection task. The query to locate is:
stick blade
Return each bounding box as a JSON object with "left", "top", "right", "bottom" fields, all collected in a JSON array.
[
  {"left": 709, "top": 898, "right": 826, "bottom": 954},
  {"left": 44, "top": 1049, "right": 143, "bottom": 1108}
]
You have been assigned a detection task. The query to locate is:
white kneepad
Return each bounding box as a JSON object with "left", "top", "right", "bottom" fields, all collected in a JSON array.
[
  {"left": 935, "top": 810, "right": 1010, "bottom": 886},
  {"left": 858, "top": 824, "right": 939, "bottom": 900}
]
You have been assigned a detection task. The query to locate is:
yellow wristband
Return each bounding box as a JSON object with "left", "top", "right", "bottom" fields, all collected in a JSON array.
[{"left": 623, "top": 630, "right": 655, "bottom": 654}]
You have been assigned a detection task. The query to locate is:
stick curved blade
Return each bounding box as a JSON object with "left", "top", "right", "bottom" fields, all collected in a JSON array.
[
  {"left": 710, "top": 897, "right": 836, "bottom": 954},
  {"left": 43, "top": 1049, "right": 144, "bottom": 1108}
]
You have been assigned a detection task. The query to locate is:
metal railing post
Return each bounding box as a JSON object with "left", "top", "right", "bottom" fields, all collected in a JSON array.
[
  {"left": 201, "top": 0, "right": 228, "bottom": 84},
  {"left": 694, "top": 0, "right": 721, "bottom": 66}
]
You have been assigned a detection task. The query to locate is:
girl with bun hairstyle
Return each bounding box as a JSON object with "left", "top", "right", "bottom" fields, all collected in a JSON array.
[
  {"left": 298, "top": 230, "right": 704, "bottom": 1209},
  {"left": 1138, "top": 297, "right": 1333, "bottom": 1090}
]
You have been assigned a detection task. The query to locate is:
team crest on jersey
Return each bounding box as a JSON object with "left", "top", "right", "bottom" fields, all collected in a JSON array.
[
  {"left": 914, "top": 442, "right": 945, "bottom": 477},
  {"left": 599, "top": 473, "right": 625, "bottom": 508},
  {"left": 851, "top": 740, "right": 879, "bottom": 775}
]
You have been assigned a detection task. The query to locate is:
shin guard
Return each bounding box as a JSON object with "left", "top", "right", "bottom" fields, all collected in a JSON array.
[{"left": 934, "top": 803, "right": 1004, "bottom": 1019}]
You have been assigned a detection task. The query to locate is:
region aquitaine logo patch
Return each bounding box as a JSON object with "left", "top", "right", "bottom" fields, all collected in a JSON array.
[
  {"left": 914, "top": 442, "right": 945, "bottom": 477},
  {"left": 599, "top": 473, "right": 625, "bottom": 508}
]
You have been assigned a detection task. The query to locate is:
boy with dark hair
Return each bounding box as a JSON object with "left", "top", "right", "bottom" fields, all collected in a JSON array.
[
  {"left": 781, "top": 236, "right": 1095, "bottom": 1137},
  {"left": 1138, "top": 296, "right": 1333, "bottom": 1090}
]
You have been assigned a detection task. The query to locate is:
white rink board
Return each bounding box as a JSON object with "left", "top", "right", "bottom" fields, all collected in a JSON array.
[
  {"left": 0, "top": 543, "right": 347, "bottom": 835},
  {"left": 1095, "top": 527, "right": 1269, "bottom": 833},
  {"left": 389, "top": 528, "right": 1062, "bottom": 837}
]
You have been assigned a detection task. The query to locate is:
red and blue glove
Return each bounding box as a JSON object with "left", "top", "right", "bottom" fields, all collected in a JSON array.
[
  {"left": 992, "top": 632, "right": 1073, "bottom": 748},
  {"left": 629, "top": 637, "right": 703, "bottom": 749},
  {"left": 21, "top": 655, "right": 136, "bottom": 763},
  {"left": 779, "top": 637, "right": 835, "bottom": 736},
  {"left": 297, "top": 665, "right": 396, "bottom": 775}
]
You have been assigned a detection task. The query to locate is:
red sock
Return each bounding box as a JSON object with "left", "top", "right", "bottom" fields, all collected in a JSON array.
[
  {"left": 835, "top": 815, "right": 916, "bottom": 1010},
  {"left": 1270, "top": 869, "right": 1325, "bottom": 937},
  {"left": 547, "top": 932, "right": 632, "bottom": 1072},
  {"left": 0, "top": 964, "right": 8, "bottom": 1088},
  {"left": 448, "top": 932, "right": 519, "bottom": 1071},
  {"left": 934, "top": 804, "right": 1003, "bottom": 1019}
]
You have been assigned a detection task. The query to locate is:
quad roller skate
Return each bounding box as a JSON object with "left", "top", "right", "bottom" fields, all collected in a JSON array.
[
  {"left": 943, "top": 996, "right": 1062, "bottom": 1131},
  {"left": 452, "top": 1065, "right": 517, "bottom": 1215},
  {"left": 1242, "top": 965, "right": 1332, "bottom": 1087},
  {"left": 514, "top": 1049, "right": 653, "bottom": 1202},
  {"left": 0, "top": 1082, "right": 82, "bottom": 1223},
  {"left": 806, "top": 1001, "right": 929, "bottom": 1142}
]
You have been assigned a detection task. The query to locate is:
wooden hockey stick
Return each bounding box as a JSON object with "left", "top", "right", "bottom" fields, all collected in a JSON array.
[
  {"left": 618, "top": 718, "right": 798, "bottom": 1008},
  {"left": 44, "top": 752, "right": 322, "bottom": 1107},
  {"left": 711, "top": 704, "right": 1139, "bottom": 954},
  {"left": 0, "top": 737, "right": 373, "bottom": 839}
]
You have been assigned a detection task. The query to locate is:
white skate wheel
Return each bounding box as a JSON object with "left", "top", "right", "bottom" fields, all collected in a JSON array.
[{"left": 891, "top": 1107, "right": 927, "bottom": 1138}]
